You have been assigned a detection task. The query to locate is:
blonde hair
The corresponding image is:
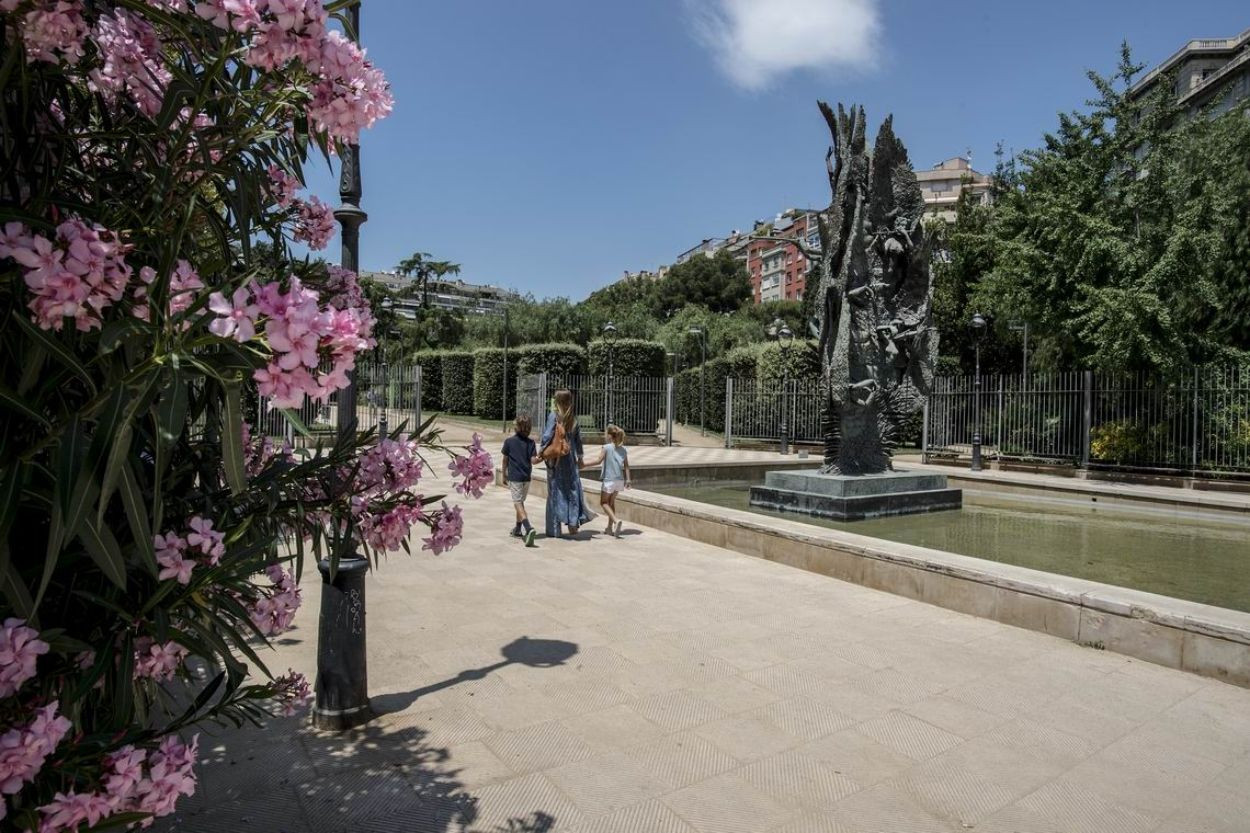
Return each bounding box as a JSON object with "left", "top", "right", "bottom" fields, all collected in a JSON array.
[
  {"left": 606, "top": 424, "right": 625, "bottom": 445},
  {"left": 553, "top": 389, "right": 576, "bottom": 433}
]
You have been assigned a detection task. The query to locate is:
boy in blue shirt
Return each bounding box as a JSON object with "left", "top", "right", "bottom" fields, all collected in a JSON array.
[{"left": 501, "top": 415, "right": 539, "bottom": 546}]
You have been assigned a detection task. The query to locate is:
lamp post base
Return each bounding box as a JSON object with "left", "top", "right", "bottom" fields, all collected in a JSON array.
[
  {"left": 312, "top": 556, "right": 373, "bottom": 731},
  {"left": 970, "top": 435, "right": 983, "bottom": 472}
]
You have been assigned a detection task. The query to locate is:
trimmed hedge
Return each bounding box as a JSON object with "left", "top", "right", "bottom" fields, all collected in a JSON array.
[
  {"left": 472, "top": 347, "right": 520, "bottom": 419},
  {"left": 415, "top": 349, "right": 443, "bottom": 411},
  {"left": 440, "top": 351, "right": 475, "bottom": 414},
  {"left": 676, "top": 357, "right": 730, "bottom": 434},
  {"left": 516, "top": 343, "right": 587, "bottom": 376},
  {"left": 756, "top": 340, "right": 820, "bottom": 386},
  {"left": 588, "top": 339, "right": 665, "bottom": 377},
  {"left": 724, "top": 344, "right": 762, "bottom": 379}
]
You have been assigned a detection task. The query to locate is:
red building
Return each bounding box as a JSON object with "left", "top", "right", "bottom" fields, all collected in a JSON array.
[{"left": 746, "top": 209, "right": 820, "bottom": 304}]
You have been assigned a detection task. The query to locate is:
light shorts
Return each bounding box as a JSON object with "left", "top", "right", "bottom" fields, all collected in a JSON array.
[
  {"left": 508, "top": 481, "right": 530, "bottom": 504},
  {"left": 602, "top": 479, "right": 626, "bottom": 495}
]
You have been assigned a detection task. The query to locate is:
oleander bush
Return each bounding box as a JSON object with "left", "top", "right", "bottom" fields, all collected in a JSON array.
[{"left": 0, "top": 3, "right": 491, "bottom": 830}]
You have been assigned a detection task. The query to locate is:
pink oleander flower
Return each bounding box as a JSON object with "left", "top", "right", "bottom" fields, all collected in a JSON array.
[
  {"left": 292, "top": 195, "right": 335, "bottom": 250},
  {"left": 168, "top": 259, "right": 203, "bottom": 316},
  {"left": 103, "top": 745, "right": 146, "bottom": 806},
  {"left": 422, "top": 503, "right": 463, "bottom": 555},
  {"left": 186, "top": 516, "right": 225, "bottom": 565},
  {"left": 87, "top": 8, "right": 171, "bottom": 117},
  {"left": 244, "top": 0, "right": 325, "bottom": 72},
  {"left": 0, "top": 617, "right": 49, "bottom": 699},
  {"left": 272, "top": 669, "right": 312, "bottom": 717},
  {"left": 156, "top": 548, "right": 194, "bottom": 585},
  {"left": 361, "top": 503, "right": 426, "bottom": 552},
  {"left": 357, "top": 435, "right": 424, "bottom": 494},
  {"left": 325, "top": 265, "right": 363, "bottom": 310},
  {"left": 195, "top": 0, "right": 261, "bottom": 32},
  {"left": 208, "top": 286, "right": 259, "bottom": 342},
  {"left": 248, "top": 565, "right": 301, "bottom": 636},
  {"left": 5, "top": 219, "right": 132, "bottom": 332},
  {"left": 129, "top": 734, "right": 197, "bottom": 819},
  {"left": 0, "top": 702, "right": 72, "bottom": 796},
  {"left": 37, "top": 789, "right": 113, "bottom": 832},
  {"left": 133, "top": 637, "right": 187, "bottom": 682},
  {"left": 19, "top": 0, "right": 89, "bottom": 65},
  {"left": 266, "top": 164, "right": 301, "bottom": 209},
  {"left": 449, "top": 433, "right": 494, "bottom": 498},
  {"left": 307, "top": 29, "right": 393, "bottom": 144}
]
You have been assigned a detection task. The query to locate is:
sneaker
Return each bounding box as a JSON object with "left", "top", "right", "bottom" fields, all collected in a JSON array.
[
  {"left": 616, "top": 521, "right": 625, "bottom": 537},
  {"left": 524, "top": 528, "right": 537, "bottom": 547},
  {"left": 510, "top": 528, "right": 522, "bottom": 538}
]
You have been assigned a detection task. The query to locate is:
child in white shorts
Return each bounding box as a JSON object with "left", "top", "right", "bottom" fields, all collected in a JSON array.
[{"left": 583, "top": 424, "right": 631, "bottom": 537}]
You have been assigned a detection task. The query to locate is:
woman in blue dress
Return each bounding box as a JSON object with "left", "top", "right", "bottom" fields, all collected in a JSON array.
[{"left": 540, "top": 388, "right": 592, "bottom": 538}]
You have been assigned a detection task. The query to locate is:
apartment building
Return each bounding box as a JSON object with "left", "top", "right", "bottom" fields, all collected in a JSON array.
[
  {"left": 1128, "top": 27, "right": 1250, "bottom": 118},
  {"left": 915, "top": 156, "right": 993, "bottom": 223},
  {"left": 362, "top": 271, "right": 517, "bottom": 318},
  {"left": 746, "top": 209, "right": 821, "bottom": 304}
]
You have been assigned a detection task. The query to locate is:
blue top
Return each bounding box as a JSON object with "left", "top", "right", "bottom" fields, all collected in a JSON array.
[
  {"left": 501, "top": 433, "right": 537, "bottom": 482},
  {"left": 601, "top": 443, "right": 627, "bottom": 481}
]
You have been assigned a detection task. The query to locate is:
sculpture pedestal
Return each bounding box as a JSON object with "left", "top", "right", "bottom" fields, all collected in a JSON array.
[{"left": 749, "top": 469, "right": 961, "bottom": 521}]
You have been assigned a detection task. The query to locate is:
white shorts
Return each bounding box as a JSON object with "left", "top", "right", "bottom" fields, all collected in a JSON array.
[
  {"left": 508, "top": 481, "right": 529, "bottom": 503},
  {"left": 602, "top": 479, "right": 626, "bottom": 495}
]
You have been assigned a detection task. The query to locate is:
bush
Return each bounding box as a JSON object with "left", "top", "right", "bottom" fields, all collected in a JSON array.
[
  {"left": 441, "top": 351, "right": 476, "bottom": 414},
  {"left": 472, "top": 348, "right": 520, "bottom": 419},
  {"left": 677, "top": 358, "right": 731, "bottom": 433},
  {"left": 588, "top": 339, "right": 666, "bottom": 377},
  {"left": 756, "top": 340, "right": 821, "bottom": 386},
  {"left": 415, "top": 349, "right": 444, "bottom": 411},
  {"left": 516, "top": 343, "right": 588, "bottom": 376},
  {"left": 724, "top": 344, "right": 762, "bottom": 379}
]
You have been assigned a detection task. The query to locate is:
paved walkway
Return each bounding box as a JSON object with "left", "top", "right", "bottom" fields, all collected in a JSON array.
[{"left": 161, "top": 485, "right": 1250, "bottom": 833}]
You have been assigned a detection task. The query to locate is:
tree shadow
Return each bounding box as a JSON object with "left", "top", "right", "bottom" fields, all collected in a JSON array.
[
  {"left": 162, "top": 637, "right": 579, "bottom": 833},
  {"left": 372, "top": 636, "right": 579, "bottom": 716}
]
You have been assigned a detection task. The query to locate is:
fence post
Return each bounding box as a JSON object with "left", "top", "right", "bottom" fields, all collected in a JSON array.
[
  {"left": 665, "top": 377, "right": 675, "bottom": 447},
  {"left": 539, "top": 372, "right": 548, "bottom": 421},
  {"left": 996, "top": 376, "right": 1004, "bottom": 461},
  {"left": 1191, "top": 366, "right": 1200, "bottom": 471},
  {"left": 921, "top": 396, "right": 929, "bottom": 464},
  {"left": 1081, "top": 370, "right": 1093, "bottom": 469},
  {"left": 724, "top": 377, "right": 734, "bottom": 449},
  {"left": 413, "top": 364, "right": 422, "bottom": 432}
]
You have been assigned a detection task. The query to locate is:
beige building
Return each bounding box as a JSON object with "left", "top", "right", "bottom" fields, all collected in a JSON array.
[
  {"left": 915, "top": 156, "right": 993, "bottom": 223},
  {"left": 1128, "top": 27, "right": 1250, "bottom": 118}
]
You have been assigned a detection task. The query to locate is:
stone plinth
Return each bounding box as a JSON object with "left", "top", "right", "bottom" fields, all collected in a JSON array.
[{"left": 749, "top": 468, "right": 961, "bottom": 521}]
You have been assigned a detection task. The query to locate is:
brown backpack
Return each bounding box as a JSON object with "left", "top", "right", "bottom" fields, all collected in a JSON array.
[{"left": 542, "top": 420, "right": 570, "bottom": 462}]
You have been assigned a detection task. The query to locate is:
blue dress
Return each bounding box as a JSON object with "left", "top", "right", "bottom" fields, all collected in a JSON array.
[{"left": 540, "top": 412, "right": 591, "bottom": 537}]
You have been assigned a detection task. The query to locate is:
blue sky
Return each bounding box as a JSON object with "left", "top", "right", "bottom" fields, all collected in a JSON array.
[{"left": 302, "top": 0, "right": 1249, "bottom": 300}]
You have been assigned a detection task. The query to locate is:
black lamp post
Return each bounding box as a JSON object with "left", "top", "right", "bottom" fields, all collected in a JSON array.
[
  {"left": 602, "top": 321, "right": 616, "bottom": 426},
  {"left": 1009, "top": 320, "right": 1029, "bottom": 381},
  {"left": 770, "top": 318, "right": 795, "bottom": 455},
  {"left": 689, "top": 326, "right": 707, "bottom": 436},
  {"left": 970, "top": 312, "right": 987, "bottom": 472},
  {"left": 315, "top": 0, "right": 373, "bottom": 733}
]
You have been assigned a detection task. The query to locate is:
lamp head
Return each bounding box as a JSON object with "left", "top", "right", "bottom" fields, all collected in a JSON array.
[{"left": 970, "top": 312, "right": 988, "bottom": 339}]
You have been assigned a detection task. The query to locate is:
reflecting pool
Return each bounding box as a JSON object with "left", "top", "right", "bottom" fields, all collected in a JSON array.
[{"left": 652, "top": 482, "right": 1250, "bottom": 613}]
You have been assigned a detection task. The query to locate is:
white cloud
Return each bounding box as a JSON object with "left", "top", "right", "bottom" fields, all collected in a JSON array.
[{"left": 687, "top": 0, "right": 881, "bottom": 91}]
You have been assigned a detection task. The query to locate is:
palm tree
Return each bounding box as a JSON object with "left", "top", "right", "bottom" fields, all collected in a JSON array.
[{"left": 396, "top": 251, "right": 461, "bottom": 310}]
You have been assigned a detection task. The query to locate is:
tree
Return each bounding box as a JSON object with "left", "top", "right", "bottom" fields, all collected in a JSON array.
[
  {"left": 653, "top": 249, "right": 752, "bottom": 316},
  {"left": 975, "top": 44, "right": 1250, "bottom": 374},
  {"left": 397, "top": 251, "right": 462, "bottom": 310}
]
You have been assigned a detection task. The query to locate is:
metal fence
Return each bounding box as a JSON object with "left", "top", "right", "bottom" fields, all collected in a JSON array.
[
  {"left": 926, "top": 364, "right": 1250, "bottom": 473},
  {"left": 724, "top": 377, "right": 823, "bottom": 447},
  {"left": 516, "top": 372, "right": 675, "bottom": 442},
  {"left": 255, "top": 360, "right": 423, "bottom": 444}
]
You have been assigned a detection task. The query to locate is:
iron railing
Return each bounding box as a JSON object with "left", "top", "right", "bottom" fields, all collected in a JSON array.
[
  {"left": 515, "top": 372, "right": 675, "bottom": 441},
  {"left": 724, "top": 378, "right": 823, "bottom": 447},
  {"left": 255, "top": 360, "right": 423, "bottom": 444}
]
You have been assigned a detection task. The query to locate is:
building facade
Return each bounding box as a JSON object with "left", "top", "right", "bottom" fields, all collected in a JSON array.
[
  {"left": 362, "top": 271, "right": 517, "bottom": 318},
  {"left": 1128, "top": 27, "right": 1250, "bottom": 118},
  {"left": 745, "top": 209, "right": 820, "bottom": 304},
  {"left": 915, "top": 156, "right": 993, "bottom": 223}
]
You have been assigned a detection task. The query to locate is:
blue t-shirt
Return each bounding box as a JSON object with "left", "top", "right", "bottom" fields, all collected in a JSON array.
[
  {"left": 601, "top": 443, "right": 627, "bottom": 481},
  {"left": 501, "top": 434, "right": 537, "bottom": 482}
]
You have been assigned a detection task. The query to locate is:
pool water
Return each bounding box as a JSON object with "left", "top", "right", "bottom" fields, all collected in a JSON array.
[{"left": 652, "top": 482, "right": 1250, "bottom": 613}]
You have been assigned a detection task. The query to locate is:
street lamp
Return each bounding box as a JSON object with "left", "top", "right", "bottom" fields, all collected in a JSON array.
[
  {"left": 602, "top": 321, "right": 617, "bottom": 426},
  {"left": 970, "top": 312, "right": 987, "bottom": 472},
  {"left": 317, "top": 0, "right": 372, "bottom": 733},
  {"left": 689, "top": 326, "right": 707, "bottom": 436},
  {"left": 1009, "top": 320, "right": 1029, "bottom": 380},
  {"left": 770, "top": 319, "right": 795, "bottom": 455},
  {"left": 501, "top": 306, "right": 510, "bottom": 432}
]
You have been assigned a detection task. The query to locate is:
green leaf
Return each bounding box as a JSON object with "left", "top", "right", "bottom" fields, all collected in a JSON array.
[
  {"left": 98, "top": 318, "right": 146, "bottom": 356},
  {"left": 55, "top": 415, "right": 87, "bottom": 520},
  {"left": 98, "top": 424, "right": 133, "bottom": 525},
  {"left": 0, "top": 563, "right": 34, "bottom": 622},
  {"left": 155, "top": 372, "right": 189, "bottom": 448},
  {"left": 10, "top": 312, "right": 96, "bottom": 394},
  {"left": 0, "top": 383, "right": 51, "bottom": 429},
  {"left": 221, "top": 378, "right": 247, "bottom": 495},
  {"left": 78, "top": 513, "right": 127, "bottom": 590},
  {"left": 36, "top": 502, "right": 64, "bottom": 613},
  {"left": 279, "top": 407, "right": 313, "bottom": 439},
  {"left": 120, "top": 462, "right": 157, "bottom": 577}
]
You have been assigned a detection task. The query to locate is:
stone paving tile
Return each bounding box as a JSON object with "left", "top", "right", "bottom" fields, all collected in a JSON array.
[
  {"left": 660, "top": 772, "right": 796, "bottom": 833},
  {"left": 156, "top": 482, "right": 1250, "bottom": 832}
]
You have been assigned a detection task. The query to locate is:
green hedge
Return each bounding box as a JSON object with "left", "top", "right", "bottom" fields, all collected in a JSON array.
[
  {"left": 415, "top": 349, "right": 443, "bottom": 411},
  {"left": 676, "top": 357, "right": 730, "bottom": 433},
  {"left": 472, "top": 348, "right": 520, "bottom": 419},
  {"left": 440, "top": 351, "right": 475, "bottom": 414},
  {"left": 724, "top": 344, "right": 762, "bottom": 379},
  {"left": 756, "top": 340, "right": 820, "bottom": 386},
  {"left": 588, "top": 339, "right": 665, "bottom": 377},
  {"left": 516, "top": 343, "right": 587, "bottom": 376}
]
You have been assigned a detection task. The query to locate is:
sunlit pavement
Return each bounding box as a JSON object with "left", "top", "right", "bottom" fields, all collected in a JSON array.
[{"left": 159, "top": 481, "right": 1250, "bottom": 833}]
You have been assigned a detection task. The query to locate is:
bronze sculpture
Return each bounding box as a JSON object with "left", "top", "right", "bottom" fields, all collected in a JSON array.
[{"left": 809, "top": 102, "right": 939, "bottom": 475}]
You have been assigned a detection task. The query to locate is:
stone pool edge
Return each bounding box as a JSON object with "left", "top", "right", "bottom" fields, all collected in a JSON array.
[{"left": 513, "top": 470, "right": 1250, "bottom": 689}]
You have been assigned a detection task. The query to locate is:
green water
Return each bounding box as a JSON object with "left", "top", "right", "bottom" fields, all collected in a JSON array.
[{"left": 652, "top": 482, "right": 1250, "bottom": 613}]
